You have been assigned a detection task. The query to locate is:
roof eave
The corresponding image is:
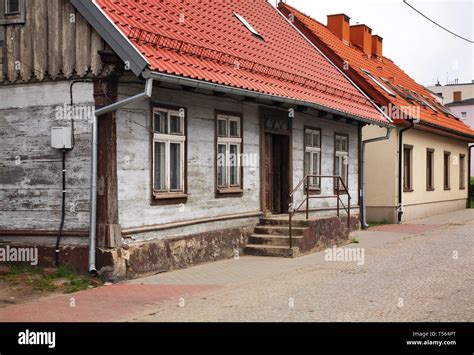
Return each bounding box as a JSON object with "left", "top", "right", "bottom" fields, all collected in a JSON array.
[
  {"left": 417, "top": 120, "right": 474, "bottom": 142},
  {"left": 145, "top": 70, "right": 392, "bottom": 128}
]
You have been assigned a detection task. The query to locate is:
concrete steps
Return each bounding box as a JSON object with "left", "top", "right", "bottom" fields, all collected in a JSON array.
[
  {"left": 244, "top": 214, "right": 357, "bottom": 258},
  {"left": 248, "top": 234, "right": 304, "bottom": 247},
  {"left": 244, "top": 244, "right": 299, "bottom": 258},
  {"left": 244, "top": 217, "right": 307, "bottom": 258}
]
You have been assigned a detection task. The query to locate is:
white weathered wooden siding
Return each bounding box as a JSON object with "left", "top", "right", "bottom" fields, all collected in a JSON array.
[
  {"left": 292, "top": 112, "right": 359, "bottom": 210},
  {"left": 0, "top": 81, "right": 93, "bottom": 244},
  {"left": 116, "top": 82, "right": 360, "bottom": 240},
  {"left": 116, "top": 83, "right": 261, "bottom": 238}
]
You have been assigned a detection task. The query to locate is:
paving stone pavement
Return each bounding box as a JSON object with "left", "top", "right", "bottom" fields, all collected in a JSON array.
[
  {"left": 0, "top": 209, "right": 472, "bottom": 322},
  {"left": 129, "top": 209, "right": 473, "bottom": 322}
]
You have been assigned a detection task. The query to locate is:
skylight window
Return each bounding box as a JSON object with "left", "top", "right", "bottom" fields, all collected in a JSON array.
[
  {"left": 397, "top": 85, "right": 417, "bottom": 101},
  {"left": 433, "top": 101, "right": 452, "bottom": 117},
  {"left": 233, "top": 12, "right": 264, "bottom": 41},
  {"left": 381, "top": 78, "right": 406, "bottom": 97},
  {"left": 410, "top": 91, "right": 438, "bottom": 112},
  {"left": 361, "top": 69, "right": 396, "bottom": 97}
]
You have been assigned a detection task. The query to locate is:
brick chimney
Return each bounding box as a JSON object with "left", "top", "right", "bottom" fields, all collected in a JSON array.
[
  {"left": 371, "top": 35, "right": 383, "bottom": 57},
  {"left": 350, "top": 24, "right": 372, "bottom": 56},
  {"left": 327, "top": 14, "right": 351, "bottom": 45}
]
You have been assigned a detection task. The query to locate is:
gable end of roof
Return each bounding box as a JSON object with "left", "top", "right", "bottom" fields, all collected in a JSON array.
[{"left": 71, "top": 0, "right": 148, "bottom": 77}]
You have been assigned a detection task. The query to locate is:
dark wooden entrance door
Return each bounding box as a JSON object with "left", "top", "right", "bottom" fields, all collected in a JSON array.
[{"left": 263, "top": 133, "right": 290, "bottom": 215}]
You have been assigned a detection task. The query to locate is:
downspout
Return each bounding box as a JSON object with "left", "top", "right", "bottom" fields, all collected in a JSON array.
[
  {"left": 361, "top": 126, "right": 393, "bottom": 229},
  {"left": 469, "top": 144, "right": 474, "bottom": 208},
  {"left": 397, "top": 121, "right": 415, "bottom": 223},
  {"left": 56, "top": 80, "right": 92, "bottom": 267},
  {"left": 89, "top": 77, "right": 153, "bottom": 275}
]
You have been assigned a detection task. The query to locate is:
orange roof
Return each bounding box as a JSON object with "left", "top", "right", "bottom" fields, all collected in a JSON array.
[
  {"left": 93, "top": 0, "right": 389, "bottom": 125},
  {"left": 279, "top": 2, "right": 474, "bottom": 139}
]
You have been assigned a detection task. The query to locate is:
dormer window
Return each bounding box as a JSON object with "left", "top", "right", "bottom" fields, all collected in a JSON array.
[{"left": 0, "top": 0, "right": 25, "bottom": 25}]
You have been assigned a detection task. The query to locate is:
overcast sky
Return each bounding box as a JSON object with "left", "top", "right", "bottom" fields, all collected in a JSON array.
[{"left": 271, "top": 0, "right": 473, "bottom": 86}]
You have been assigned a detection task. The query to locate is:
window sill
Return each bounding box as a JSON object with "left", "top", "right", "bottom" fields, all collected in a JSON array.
[
  {"left": 426, "top": 188, "right": 435, "bottom": 191},
  {"left": 304, "top": 187, "right": 321, "bottom": 195},
  {"left": 0, "top": 14, "right": 25, "bottom": 26},
  {"left": 460, "top": 187, "right": 466, "bottom": 190},
  {"left": 153, "top": 192, "right": 187, "bottom": 199},
  {"left": 217, "top": 187, "right": 243, "bottom": 198},
  {"left": 444, "top": 188, "right": 451, "bottom": 191},
  {"left": 152, "top": 192, "right": 188, "bottom": 205},
  {"left": 403, "top": 188, "right": 414, "bottom": 192}
]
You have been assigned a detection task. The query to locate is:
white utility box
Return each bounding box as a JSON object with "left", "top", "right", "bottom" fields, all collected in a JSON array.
[{"left": 51, "top": 127, "right": 73, "bottom": 150}]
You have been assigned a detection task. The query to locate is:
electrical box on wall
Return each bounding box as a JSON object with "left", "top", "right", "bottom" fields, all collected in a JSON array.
[{"left": 51, "top": 127, "right": 73, "bottom": 150}]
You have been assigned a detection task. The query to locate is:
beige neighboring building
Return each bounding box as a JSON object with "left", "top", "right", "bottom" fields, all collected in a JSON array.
[
  {"left": 427, "top": 81, "right": 474, "bottom": 105},
  {"left": 279, "top": 3, "right": 474, "bottom": 224},
  {"left": 365, "top": 125, "right": 471, "bottom": 223}
]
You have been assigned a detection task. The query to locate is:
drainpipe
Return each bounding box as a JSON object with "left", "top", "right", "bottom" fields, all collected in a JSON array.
[
  {"left": 361, "top": 126, "right": 393, "bottom": 229},
  {"left": 88, "top": 77, "right": 153, "bottom": 275},
  {"left": 397, "top": 121, "right": 415, "bottom": 223},
  {"left": 469, "top": 144, "right": 474, "bottom": 208}
]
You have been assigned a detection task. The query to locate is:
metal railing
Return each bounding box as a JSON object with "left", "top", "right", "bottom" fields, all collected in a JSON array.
[{"left": 288, "top": 175, "right": 351, "bottom": 248}]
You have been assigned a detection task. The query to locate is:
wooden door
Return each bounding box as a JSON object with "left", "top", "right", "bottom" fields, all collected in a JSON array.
[
  {"left": 272, "top": 135, "right": 283, "bottom": 214},
  {"left": 263, "top": 133, "right": 273, "bottom": 213}
]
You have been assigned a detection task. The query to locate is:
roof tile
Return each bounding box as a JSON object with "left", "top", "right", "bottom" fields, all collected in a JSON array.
[
  {"left": 279, "top": 2, "right": 474, "bottom": 138},
  {"left": 95, "top": 0, "right": 389, "bottom": 124}
]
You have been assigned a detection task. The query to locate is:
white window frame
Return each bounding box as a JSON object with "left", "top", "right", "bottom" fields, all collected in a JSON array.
[
  {"left": 335, "top": 134, "right": 349, "bottom": 189},
  {"left": 152, "top": 108, "right": 186, "bottom": 195},
  {"left": 217, "top": 114, "right": 242, "bottom": 190},
  {"left": 304, "top": 128, "right": 321, "bottom": 189}
]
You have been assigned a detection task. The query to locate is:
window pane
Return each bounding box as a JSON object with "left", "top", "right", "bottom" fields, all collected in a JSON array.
[
  {"left": 341, "top": 159, "right": 348, "bottom": 186},
  {"left": 305, "top": 152, "right": 311, "bottom": 176},
  {"left": 460, "top": 156, "right": 465, "bottom": 188},
  {"left": 6, "top": 0, "right": 20, "bottom": 14},
  {"left": 154, "top": 111, "right": 167, "bottom": 134},
  {"left": 444, "top": 153, "right": 450, "bottom": 189},
  {"left": 305, "top": 131, "right": 313, "bottom": 147},
  {"left": 229, "top": 144, "right": 239, "bottom": 186},
  {"left": 170, "top": 143, "right": 181, "bottom": 190},
  {"left": 335, "top": 136, "right": 341, "bottom": 151},
  {"left": 154, "top": 142, "right": 166, "bottom": 190},
  {"left": 426, "top": 152, "right": 432, "bottom": 189},
  {"left": 313, "top": 132, "right": 320, "bottom": 148},
  {"left": 218, "top": 119, "right": 227, "bottom": 137},
  {"left": 229, "top": 120, "right": 239, "bottom": 137},
  {"left": 341, "top": 137, "right": 347, "bottom": 151},
  {"left": 312, "top": 152, "right": 320, "bottom": 187},
  {"left": 217, "top": 144, "right": 227, "bottom": 187},
  {"left": 170, "top": 115, "right": 182, "bottom": 135},
  {"left": 404, "top": 149, "right": 410, "bottom": 189}
]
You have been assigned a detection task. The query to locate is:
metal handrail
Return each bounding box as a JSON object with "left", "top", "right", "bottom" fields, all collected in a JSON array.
[{"left": 288, "top": 175, "right": 351, "bottom": 248}]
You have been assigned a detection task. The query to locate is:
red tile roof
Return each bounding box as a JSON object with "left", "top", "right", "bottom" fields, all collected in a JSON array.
[
  {"left": 279, "top": 2, "right": 474, "bottom": 139},
  {"left": 94, "top": 0, "right": 389, "bottom": 124}
]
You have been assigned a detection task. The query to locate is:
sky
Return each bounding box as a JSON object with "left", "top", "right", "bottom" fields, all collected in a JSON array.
[{"left": 270, "top": 0, "right": 473, "bottom": 87}]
